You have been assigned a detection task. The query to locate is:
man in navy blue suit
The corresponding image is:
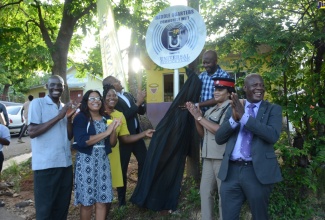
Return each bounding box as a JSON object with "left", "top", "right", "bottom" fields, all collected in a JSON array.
[
  {"left": 103, "top": 76, "right": 147, "bottom": 207},
  {"left": 216, "top": 73, "right": 283, "bottom": 220}
]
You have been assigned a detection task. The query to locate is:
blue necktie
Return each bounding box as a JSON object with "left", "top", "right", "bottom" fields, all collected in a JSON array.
[{"left": 240, "top": 104, "right": 256, "bottom": 158}]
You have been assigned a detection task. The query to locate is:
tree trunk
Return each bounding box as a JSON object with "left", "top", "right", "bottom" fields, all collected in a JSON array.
[
  {"left": 49, "top": 15, "right": 75, "bottom": 103},
  {"left": 313, "top": 39, "right": 325, "bottom": 155},
  {"left": 1, "top": 84, "right": 10, "bottom": 101}
]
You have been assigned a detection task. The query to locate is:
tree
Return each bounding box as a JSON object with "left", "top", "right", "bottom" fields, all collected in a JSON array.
[
  {"left": 0, "top": 4, "right": 51, "bottom": 100},
  {"left": 1, "top": 0, "right": 97, "bottom": 102}
]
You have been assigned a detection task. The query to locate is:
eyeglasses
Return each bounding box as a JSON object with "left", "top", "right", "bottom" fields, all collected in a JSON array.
[{"left": 88, "top": 97, "right": 101, "bottom": 102}]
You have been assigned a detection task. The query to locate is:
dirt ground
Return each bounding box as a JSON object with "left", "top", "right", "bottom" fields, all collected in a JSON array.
[
  {"left": 0, "top": 156, "right": 140, "bottom": 220},
  {"left": 0, "top": 174, "right": 36, "bottom": 219}
]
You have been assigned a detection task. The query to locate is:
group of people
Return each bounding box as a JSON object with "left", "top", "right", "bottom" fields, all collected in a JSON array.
[
  {"left": 27, "top": 74, "right": 154, "bottom": 220},
  {"left": 24, "top": 49, "right": 282, "bottom": 220},
  {"left": 185, "top": 50, "right": 283, "bottom": 220}
]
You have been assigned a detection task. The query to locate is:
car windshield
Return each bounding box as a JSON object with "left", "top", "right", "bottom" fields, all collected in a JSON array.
[{"left": 7, "top": 106, "right": 21, "bottom": 115}]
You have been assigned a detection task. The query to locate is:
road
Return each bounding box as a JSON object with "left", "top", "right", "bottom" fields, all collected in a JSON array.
[
  {"left": 3, "top": 135, "right": 31, "bottom": 160},
  {"left": 2, "top": 135, "right": 31, "bottom": 170}
]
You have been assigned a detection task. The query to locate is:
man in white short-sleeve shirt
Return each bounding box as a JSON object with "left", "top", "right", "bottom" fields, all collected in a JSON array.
[{"left": 28, "top": 75, "right": 77, "bottom": 220}]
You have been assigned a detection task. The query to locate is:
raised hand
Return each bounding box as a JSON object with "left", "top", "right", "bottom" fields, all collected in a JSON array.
[
  {"left": 59, "top": 103, "right": 70, "bottom": 119},
  {"left": 231, "top": 93, "right": 245, "bottom": 121},
  {"left": 136, "top": 90, "right": 146, "bottom": 106},
  {"left": 112, "top": 118, "right": 122, "bottom": 130},
  {"left": 66, "top": 101, "right": 80, "bottom": 119},
  {"left": 185, "top": 101, "right": 202, "bottom": 119},
  {"left": 106, "top": 118, "right": 121, "bottom": 135}
]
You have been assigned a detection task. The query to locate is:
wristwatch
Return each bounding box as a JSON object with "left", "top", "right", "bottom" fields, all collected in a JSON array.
[
  {"left": 197, "top": 116, "right": 202, "bottom": 121},
  {"left": 195, "top": 103, "right": 199, "bottom": 108}
]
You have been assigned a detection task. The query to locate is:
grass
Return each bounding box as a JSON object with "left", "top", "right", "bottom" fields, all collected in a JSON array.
[{"left": 1, "top": 158, "right": 32, "bottom": 192}]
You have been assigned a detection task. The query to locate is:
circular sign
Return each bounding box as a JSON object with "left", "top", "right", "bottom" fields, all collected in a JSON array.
[{"left": 146, "top": 5, "right": 206, "bottom": 69}]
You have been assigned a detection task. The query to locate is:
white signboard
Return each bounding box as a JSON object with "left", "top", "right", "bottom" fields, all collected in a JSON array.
[
  {"left": 146, "top": 5, "right": 206, "bottom": 69},
  {"left": 97, "top": 0, "right": 127, "bottom": 88}
]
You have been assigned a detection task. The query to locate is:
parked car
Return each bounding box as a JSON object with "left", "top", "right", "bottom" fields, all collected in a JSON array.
[
  {"left": 7, "top": 105, "right": 28, "bottom": 136},
  {"left": 0, "top": 101, "right": 22, "bottom": 107}
]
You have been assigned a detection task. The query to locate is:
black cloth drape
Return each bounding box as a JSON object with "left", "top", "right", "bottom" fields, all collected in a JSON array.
[{"left": 130, "top": 68, "right": 201, "bottom": 211}]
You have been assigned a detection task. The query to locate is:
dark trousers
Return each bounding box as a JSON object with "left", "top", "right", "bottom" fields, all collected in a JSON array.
[
  {"left": 18, "top": 124, "right": 28, "bottom": 139},
  {"left": 0, "top": 151, "right": 4, "bottom": 172},
  {"left": 220, "top": 163, "right": 273, "bottom": 220},
  {"left": 34, "top": 166, "right": 73, "bottom": 220},
  {"left": 117, "top": 139, "right": 147, "bottom": 206}
]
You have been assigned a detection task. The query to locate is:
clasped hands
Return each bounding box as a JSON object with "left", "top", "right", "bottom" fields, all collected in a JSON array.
[
  {"left": 59, "top": 101, "right": 80, "bottom": 121},
  {"left": 230, "top": 93, "right": 245, "bottom": 122},
  {"left": 106, "top": 118, "right": 122, "bottom": 135},
  {"left": 185, "top": 102, "right": 202, "bottom": 119}
]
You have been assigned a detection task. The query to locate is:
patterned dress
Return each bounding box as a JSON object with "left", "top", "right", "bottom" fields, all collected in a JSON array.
[{"left": 74, "top": 120, "right": 113, "bottom": 206}]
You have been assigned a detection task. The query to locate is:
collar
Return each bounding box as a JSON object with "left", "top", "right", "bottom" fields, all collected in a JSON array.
[
  {"left": 117, "top": 89, "right": 125, "bottom": 96},
  {"left": 45, "top": 95, "right": 62, "bottom": 109}
]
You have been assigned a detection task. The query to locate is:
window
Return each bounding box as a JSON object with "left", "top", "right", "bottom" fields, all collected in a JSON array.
[{"left": 163, "top": 73, "right": 185, "bottom": 102}]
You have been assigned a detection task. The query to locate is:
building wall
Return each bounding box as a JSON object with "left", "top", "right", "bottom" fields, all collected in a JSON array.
[{"left": 28, "top": 87, "right": 47, "bottom": 99}]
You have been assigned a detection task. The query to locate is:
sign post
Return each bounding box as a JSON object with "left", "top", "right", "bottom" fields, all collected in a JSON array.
[{"left": 146, "top": 5, "right": 206, "bottom": 98}]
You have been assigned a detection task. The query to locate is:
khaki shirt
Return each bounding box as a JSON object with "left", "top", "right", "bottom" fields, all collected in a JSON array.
[{"left": 201, "top": 100, "right": 231, "bottom": 159}]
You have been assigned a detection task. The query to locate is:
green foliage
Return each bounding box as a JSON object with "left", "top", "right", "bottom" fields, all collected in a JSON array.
[
  {"left": 110, "top": 205, "right": 129, "bottom": 220},
  {"left": 176, "top": 177, "right": 201, "bottom": 219},
  {"left": 0, "top": 0, "right": 98, "bottom": 101},
  {"left": 113, "top": 0, "right": 169, "bottom": 48},
  {"left": 1, "top": 158, "right": 32, "bottom": 192},
  {"left": 267, "top": 132, "right": 325, "bottom": 219}
]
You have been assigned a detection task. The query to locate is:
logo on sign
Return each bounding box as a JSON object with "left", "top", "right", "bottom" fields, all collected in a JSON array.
[
  {"left": 161, "top": 23, "right": 188, "bottom": 51},
  {"left": 168, "top": 28, "right": 181, "bottom": 49}
]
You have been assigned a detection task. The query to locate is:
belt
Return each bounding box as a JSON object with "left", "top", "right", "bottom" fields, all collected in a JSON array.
[
  {"left": 93, "top": 145, "right": 105, "bottom": 148},
  {"left": 229, "top": 160, "right": 253, "bottom": 166}
]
